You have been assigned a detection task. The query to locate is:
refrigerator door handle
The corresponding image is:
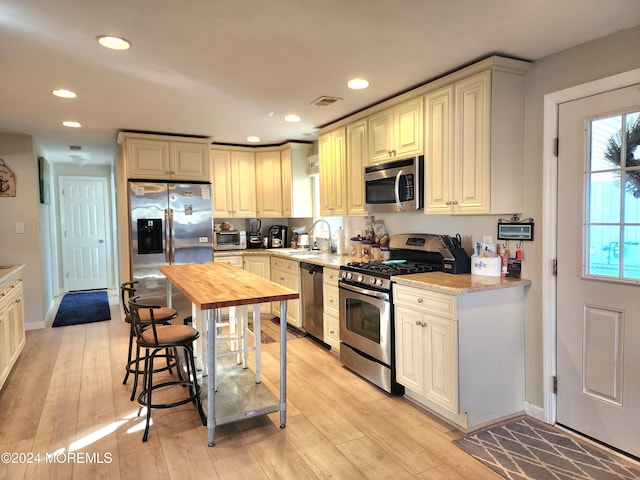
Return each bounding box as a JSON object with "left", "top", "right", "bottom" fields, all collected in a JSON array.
[
  {"left": 164, "top": 209, "right": 170, "bottom": 263},
  {"left": 169, "top": 208, "right": 176, "bottom": 263}
]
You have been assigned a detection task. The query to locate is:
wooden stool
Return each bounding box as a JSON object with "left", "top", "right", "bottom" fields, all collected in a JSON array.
[{"left": 129, "top": 295, "right": 206, "bottom": 442}]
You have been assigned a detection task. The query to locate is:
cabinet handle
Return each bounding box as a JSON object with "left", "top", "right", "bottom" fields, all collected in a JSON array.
[
  {"left": 417, "top": 298, "right": 423, "bottom": 303},
  {"left": 415, "top": 320, "right": 421, "bottom": 325},
  {"left": 421, "top": 321, "right": 427, "bottom": 327}
]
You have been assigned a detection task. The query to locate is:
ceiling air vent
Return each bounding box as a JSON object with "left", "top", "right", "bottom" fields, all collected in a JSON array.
[{"left": 310, "top": 96, "right": 342, "bottom": 107}]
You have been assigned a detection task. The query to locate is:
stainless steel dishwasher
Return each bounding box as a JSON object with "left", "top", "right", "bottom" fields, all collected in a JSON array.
[{"left": 300, "top": 262, "right": 324, "bottom": 340}]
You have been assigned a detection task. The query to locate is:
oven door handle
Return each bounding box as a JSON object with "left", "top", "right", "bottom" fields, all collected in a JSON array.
[
  {"left": 339, "top": 281, "right": 390, "bottom": 301},
  {"left": 394, "top": 169, "right": 406, "bottom": 211}
]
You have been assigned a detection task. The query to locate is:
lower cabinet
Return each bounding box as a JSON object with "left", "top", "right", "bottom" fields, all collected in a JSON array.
[
  {"left": 393, "top": 283, "right": 525, "bottom": 431},
  {"left": 322, "top": 267, "right": 340, "bottom": 352},
  {"left": 0, "top": 269, "right": 25, "bottom": 391},
  {"left": 213, "top": 256, "right": 244, "bottom": 316},
  {"left": 270, "top": 257, "right": 301, "bottom": 328},
  {"left": 243, "top": 255, "right": 271, "bottom": 312}
]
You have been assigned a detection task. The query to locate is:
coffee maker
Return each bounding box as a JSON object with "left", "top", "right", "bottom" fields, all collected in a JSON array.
[
  {"left": 247, "top": 218, "right": 262, "bottom": 249},
  {"left": 268, "top": 225, "right": 288, "bottom": 248}
]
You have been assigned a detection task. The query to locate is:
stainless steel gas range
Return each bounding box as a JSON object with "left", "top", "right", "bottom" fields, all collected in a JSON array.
[{"left": 338, "top": 233, "right": 445, "bottom": 394}]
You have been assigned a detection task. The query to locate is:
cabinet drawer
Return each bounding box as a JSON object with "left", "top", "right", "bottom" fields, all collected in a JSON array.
[
  {"left": 324, "top": 267, "right": 340, "bottom": 287},
  {"left": 393, "top": 285, "right": 456, "bottom": 319},
  {"left": 323, "top": 284, "right": 340, "bottom": 317},
  {"left": 323, "top": 312, "right": 340, "bottom": 351}
]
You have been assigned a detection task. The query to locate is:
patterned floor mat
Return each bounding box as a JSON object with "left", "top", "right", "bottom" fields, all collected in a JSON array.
[{"left": 453, "top": 418, "right": 640, "bottom": 480}]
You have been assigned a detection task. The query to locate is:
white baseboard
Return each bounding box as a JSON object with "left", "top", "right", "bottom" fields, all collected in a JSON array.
[
  {"left": 25, "top": 322, "right": 45, "bottom": 330},
  {"left": 525, "top": 401, "right": 547, "bottom": 423}
]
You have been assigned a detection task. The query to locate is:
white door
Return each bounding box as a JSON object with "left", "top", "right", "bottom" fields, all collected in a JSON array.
[
  {"left": 60, "top": 177, "right": 109, "bottom": 291},
  {"left": 557, "top": 84, "right": 640, "bottom": 457}
]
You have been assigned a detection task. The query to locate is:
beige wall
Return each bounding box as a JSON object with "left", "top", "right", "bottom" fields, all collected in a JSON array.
[{"left": 0, "top": 134, "right": 48, "bottom": 328}]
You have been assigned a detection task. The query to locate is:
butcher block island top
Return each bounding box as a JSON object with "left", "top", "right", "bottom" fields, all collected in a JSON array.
[{"left": 159, "top": 261, "right": 299, "bottom": 308}]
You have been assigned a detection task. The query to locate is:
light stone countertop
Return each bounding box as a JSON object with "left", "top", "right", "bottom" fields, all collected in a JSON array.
[
  {"left": 0, "top": 264, "right": 25, "bottom": 284},
  {"left": 392, "top": 270, "right": 531, "bottom": 294}
]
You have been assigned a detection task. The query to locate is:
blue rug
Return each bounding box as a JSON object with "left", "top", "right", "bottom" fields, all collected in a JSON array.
[{"left": 52, "top": 290, "right": 111, "bottom": 327}]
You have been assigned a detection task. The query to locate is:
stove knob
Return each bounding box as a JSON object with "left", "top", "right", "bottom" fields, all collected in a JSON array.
[
  {"left": 345, "top": 272, "right": 352, "bottom": 280},
  {"left": 369, "top": 277, "right": 376, "bottom": 285},
  {"left": 357, "top": 274, "right": 364, "bottom": 283},
  {"left": 376, "top": 278, "right": 384, "bottom": 287}
]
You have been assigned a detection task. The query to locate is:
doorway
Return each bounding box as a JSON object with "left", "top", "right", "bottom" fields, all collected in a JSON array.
[
  {"left": 555, "top": 85, "right": 640, "bottom": 457},
  {"left": 59, "top": 176, "right": 109, "bottom": 291}
]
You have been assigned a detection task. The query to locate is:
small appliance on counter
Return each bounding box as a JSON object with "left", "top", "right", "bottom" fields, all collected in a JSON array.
[
  {"left": 213, "top": 230, "right": 246, "bottom": 250},
  {"left": 247, "top": 218, "right": 262, "bottom": 249},
  {"left": 268, "top": 225, "right": 288, "bottom": 248}
]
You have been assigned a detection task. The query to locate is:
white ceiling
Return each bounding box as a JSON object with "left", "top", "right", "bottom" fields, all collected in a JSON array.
[{"left": 1, "top": 0, "right": 639, "bottom": 166}]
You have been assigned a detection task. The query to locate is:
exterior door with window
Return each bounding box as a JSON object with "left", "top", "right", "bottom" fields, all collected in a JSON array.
[
  {"left": 557, "top": 84, "right": 640, "bottom": 457},
  {"left": 61, "top": 177, "right": 109, "bottom": 291}
]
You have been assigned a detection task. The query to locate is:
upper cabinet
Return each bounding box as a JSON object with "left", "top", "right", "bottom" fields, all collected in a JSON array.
[
  {"left": 281, "top": 143, "right": 313, "bottom": 218},
  {"left": 212, "top": 142, "right": 312, "bottom": 219},
  {"left": 368, "top": 97, "right": 423, "bottom": 164},
  {"left": 319, "top": 127, "right": 348, "bottom": 216},
  {"left": 255, "top": 150, "right": 283, "bottom": 217},
  {"left": 120, "top": 133, "right": 210, "bottom": 182},
  {"left": 210, "top": 148, "right": 256, "bottom": 218},
  {"left": 424, "top": 61, "right": 529, "bottom": 215},
  {"left": 318, "top": 56, "right": 530, "bottom": 218},
  {"left": 346, "top": 119, "right": 367, "bottom": 216}
]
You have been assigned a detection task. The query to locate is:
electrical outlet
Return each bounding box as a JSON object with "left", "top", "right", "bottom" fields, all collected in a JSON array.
[{"left": 16, "top": 222, "right": 25, "bottom": 234}]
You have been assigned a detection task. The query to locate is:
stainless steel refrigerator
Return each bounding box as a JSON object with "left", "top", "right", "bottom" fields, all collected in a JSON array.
[{"left": 128, "top": 181, "right": 213, "bottom": 318}]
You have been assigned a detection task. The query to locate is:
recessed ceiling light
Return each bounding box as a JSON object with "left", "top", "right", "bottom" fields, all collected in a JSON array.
[
  {"left": 347, "top": 78, "right": 369, "bottom": 90},
  {"left": 97, "top": 35, "right": 131, "bottom": 50},
  {"left": 62, "top": 121, "right": 82, "bottom": 128},
  {"left": 52, "top": 89, "right": 77, "bottom": 99},
  {"left": 284, "top": 114, "right": 301, "bottom": 122},
  {"left": 247, "top": 136, "right": 260, "bottom": 143}
]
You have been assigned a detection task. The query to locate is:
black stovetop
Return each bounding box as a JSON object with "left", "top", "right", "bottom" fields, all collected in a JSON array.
[{"left": 343, "top": 260, "right": 441, "bottom": 278}]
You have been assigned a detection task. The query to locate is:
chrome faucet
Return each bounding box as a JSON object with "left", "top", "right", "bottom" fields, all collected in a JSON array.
[{"left": 308, "top": 219, "right": 332, "bottom": 253}]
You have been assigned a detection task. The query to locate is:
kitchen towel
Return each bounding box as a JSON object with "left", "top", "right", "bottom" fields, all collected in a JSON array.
[
  {"left": 453, "top": 417, "right": 640, "bottom": 480},
  {"left": 52, "top": 290, "right": 111, "bottom": 327}
]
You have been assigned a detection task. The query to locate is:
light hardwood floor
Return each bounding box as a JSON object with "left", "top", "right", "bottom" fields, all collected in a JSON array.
[{"left": 0, "top": 291, "right": 502, "bottom": 480}]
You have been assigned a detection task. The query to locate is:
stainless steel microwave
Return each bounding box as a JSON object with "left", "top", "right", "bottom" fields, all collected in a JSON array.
[
  {"left": 213, "top": 230, "right": 246, "bottom": 250},
  {"left": 364, "top": 156, "right": 423, "bottom": 212}
]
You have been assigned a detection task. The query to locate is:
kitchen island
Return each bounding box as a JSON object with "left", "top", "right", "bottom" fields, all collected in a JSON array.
[{"left": 159, "top": 262, "right": 299, "bottom": 446}]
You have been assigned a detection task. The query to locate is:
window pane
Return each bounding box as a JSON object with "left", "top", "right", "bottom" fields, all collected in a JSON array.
[
  {"left": 587, "top": 225, "right": 620, "bottom": 277},
  {"left": 625, "top": 112, "right": 640, "bottom": 168},
  {"left": 624, "top": 170, "right": 640, "bottom": 223},
  {"left": 590, "top": 172, "right": 620, "bottom": 223},
  {"left": 623, "top": 226, "right": 640, "bottom": 279},
  {"left": 592, "top": 115, "right": 622, "bottom": 171}
]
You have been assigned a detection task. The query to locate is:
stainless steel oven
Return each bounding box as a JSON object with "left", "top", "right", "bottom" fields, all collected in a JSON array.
[
  {"left": 339, "top": 272, "right": 402, "bottom": 394},
  {"left": 338, "top": 233, "right": 447, "bottom": 395}
]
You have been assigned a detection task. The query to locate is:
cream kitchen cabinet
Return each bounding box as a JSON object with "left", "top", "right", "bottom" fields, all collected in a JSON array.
[
  {"left": 243, "top": 255, "right": 271, "bottom": 311},
  {"left": 281, "top": 143, "right": 313, "bottom": 218},
  {"left": 270, "top": 257, "right": 301, "bottom": 328},
  {"left": 0, "top": 267, "right": 25, "bottom": 391},
  {"left": 318, "top": 127, "right": 348, "bottom": 216},
  {"left": 424, "top": 64, "right": 528, "bottom": 215},
  {"left": 210, "top": 148, "right": 257, "bottom": 218},
  {"left": 393, "top": 282, "right": 525, "bottom": 431},
  {"left": 346, "top": 119, "right": 367, "bottom": 216},
  {"left": 368, "top": 97, "right": 423, "bottom": 164},
  {"left": 255, "top": 150, "right": 283, "bottom": 217},
  {"left": 322, "top": 267, "right": 341, "bottom": 352},
  {"left": 123, "top": 134, "right": 209, "bottom": 181}
]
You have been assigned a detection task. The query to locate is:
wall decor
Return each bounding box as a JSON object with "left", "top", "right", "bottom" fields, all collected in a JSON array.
[
  {"left": 38, "top": 156, "right": 50, "bottom": 204},
  {"left": 0, "top": 159, "right": 16, "bottom": 197}
]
